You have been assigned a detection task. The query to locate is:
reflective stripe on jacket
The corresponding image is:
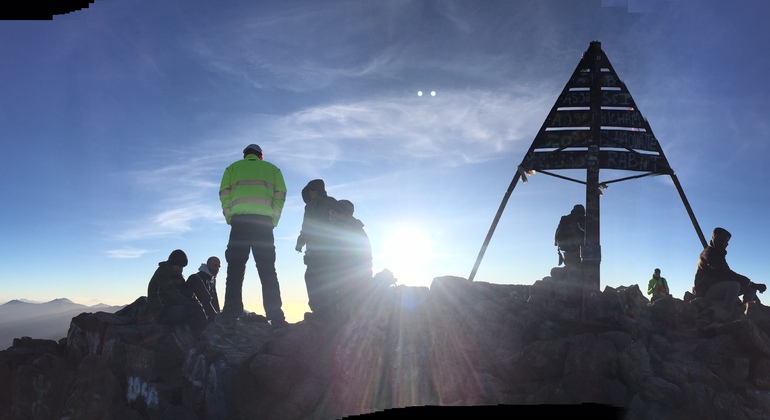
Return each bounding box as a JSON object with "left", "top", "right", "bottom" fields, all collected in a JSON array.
[{"left": 220, "top": 154, "right": 287, "bottom": 226}]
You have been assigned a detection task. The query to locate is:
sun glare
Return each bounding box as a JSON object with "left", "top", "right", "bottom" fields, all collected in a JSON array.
[{"left": 379, "top": 226, "right": 435, "bottom": 286}]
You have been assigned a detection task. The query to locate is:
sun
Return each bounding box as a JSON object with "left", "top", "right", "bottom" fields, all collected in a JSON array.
[{"left": 379, "top": 226, "right": 435, "bottom": 286}]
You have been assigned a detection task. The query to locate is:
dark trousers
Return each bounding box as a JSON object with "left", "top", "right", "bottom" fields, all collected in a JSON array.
[
  {"left": 304, "top": 251, "right": 336, "bottom": 316},
  {"left": 157, "top": 302, "right": 207, "bottom": 333},
  {"left": 703, "top": 281, "right": 759, "bottom": 313},
  {"left": 222, "top": 214, "right": 285, "bottom": 322}
]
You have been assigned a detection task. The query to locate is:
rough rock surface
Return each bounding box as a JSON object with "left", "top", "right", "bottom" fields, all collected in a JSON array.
[{"left": 2, "top": 267, "right": 770, "bottom": 419}]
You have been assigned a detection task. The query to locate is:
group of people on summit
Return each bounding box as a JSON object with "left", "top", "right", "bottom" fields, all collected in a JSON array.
[
  {"left": 554, "top": 204, "right": 766, "bottom": 314},
  {"left": 146, "top": 145, "right": 765, "bottom": 335},
  {"left": 145, "top": 143, "right": 372, "bottom": 335}
]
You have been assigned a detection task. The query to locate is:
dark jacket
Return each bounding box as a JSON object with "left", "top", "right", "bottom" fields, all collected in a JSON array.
[
  {"left": 555, "top": 212, "right": 585, "bottom": 251},
  {"left": 329, "top": 214, "right": 373, "bottom": 281},
  {"left": 147, "top": 262, "right": 192, "bottom": 318},
  {"left": 296, "top": 179, "right": 337, "bottom": 254},
  {"left": 693, "top": 241, "right": 751, "bottom": 297},
  {"left": 693, "top": 245, "right": 750, "bottom": 297},
  {"left": 185, "top": 267, "right": 220, "bottom": 318}
]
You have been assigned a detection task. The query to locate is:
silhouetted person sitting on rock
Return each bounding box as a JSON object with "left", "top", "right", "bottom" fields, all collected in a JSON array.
[
  {"left": 693, "top": 227, "right": 766, "bottom": 315},
  {"left": 185, "top": 256, "right": 222, "bottom": 322},
  {"left": 147, "top": 249, "right": 207, "bottom": 332},
  {"left": 555, "top": 204, "right": 585, "bottom": 266}
]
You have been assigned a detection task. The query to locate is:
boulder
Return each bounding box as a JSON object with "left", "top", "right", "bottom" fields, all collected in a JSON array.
[{"left": 3, "top": 278, "right": 770, "bottom": 419}]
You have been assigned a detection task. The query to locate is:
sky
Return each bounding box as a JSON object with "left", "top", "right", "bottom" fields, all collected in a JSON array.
[{"left": 2, "top": 0, "right": 769, "bottom": 323}]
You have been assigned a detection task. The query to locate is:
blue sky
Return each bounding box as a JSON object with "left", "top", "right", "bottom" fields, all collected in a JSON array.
[{"left": 2, "top": 0, "right": 769, "bottom": 322}]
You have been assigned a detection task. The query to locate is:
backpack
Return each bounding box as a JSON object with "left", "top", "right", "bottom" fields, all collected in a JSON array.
[
  {"left": 556, "top": 214, "right": 585, "bottom": 248},
  {"left": 554, "top": 215, "right": 572, "bottom": 248}
]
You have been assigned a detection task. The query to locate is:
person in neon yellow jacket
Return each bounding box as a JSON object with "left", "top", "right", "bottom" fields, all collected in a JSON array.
[
  {"left": 218, "top": 144, "right": 288, "bottom": 332},
  {"left": 220, "top": 145, "right": 287, "bottom": 227}
]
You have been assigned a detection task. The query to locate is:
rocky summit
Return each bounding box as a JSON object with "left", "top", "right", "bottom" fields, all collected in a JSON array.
[{"left": 2, "top": 268, "right": 770, "bottom": 419}]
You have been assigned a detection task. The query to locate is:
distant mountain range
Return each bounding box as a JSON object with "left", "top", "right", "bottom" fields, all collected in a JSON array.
[{"left": 0, "top": 298, "right": 126, "bottom": 350}]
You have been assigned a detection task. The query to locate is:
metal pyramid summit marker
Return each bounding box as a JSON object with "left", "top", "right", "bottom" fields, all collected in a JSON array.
[
  {"left": 521, "top": 41, "right": 669, "bottom": 176},
  {"left": 468, "top": 41, "right": 706, "bottom": 288}
]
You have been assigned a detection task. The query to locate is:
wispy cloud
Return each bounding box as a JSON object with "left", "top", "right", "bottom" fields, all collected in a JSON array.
[
  {"left": 102, "top": 1, "right": 567, "bottom": 246},
  {"left": 185, "top": 0, "right": 563, "bottom": 95},
  {"left": 267, "top": 87, "right": 554, "bottom": 171},
  {"left": 106, "top": 248, "right": 151, "bottom": 259},
  {"left": 127, "top": 153, "right": 224, "bottom": 192},
  {"left": 103, "top": 149, "right": 227, "bottom": 242},
  {"left": 108, "top": 84, "right": 551, "bottom": 242},
  {"left": 111, "top": 203, "right": 221, "bottom": 241},
  {"left": 602, "top": 0, "right": 674, "bottom": 13}
]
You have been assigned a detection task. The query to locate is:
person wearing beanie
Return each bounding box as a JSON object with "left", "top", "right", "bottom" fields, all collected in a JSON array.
[
  {"left": 146, "top": 249, "right": 207, "bottom": 332},
  {"left": 185, "top": 256, "right": 222, "bottom": 320},
  {"left": 167, "top": 249, "right": 188, "bottom": 267},
  {"left": 218, "top": 144, "right": 288, "bottom": 332},
  {"left": 694, "top": 227, "right": 767, "bottom": 314},
  {"left": 295, "top": 179, "right": 338, "bottom": 319}
]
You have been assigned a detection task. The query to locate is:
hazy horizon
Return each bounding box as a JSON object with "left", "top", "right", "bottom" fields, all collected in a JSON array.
[{"left": 0, "top": 298, "right": 126, "bottom": 349}]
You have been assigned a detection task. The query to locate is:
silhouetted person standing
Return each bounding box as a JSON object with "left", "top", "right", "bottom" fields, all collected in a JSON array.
[
  {"left": 554, "top": 204, "right": 585, "bottom": 266},
  {"left": 295, "top": 179, "right": 337, "bottom": 319},
  {"left": 219, "top": 144, "right": 288, "bottom": 332},
  {"left": 694, "top": 227, "right": 766, "bottom": 314}
]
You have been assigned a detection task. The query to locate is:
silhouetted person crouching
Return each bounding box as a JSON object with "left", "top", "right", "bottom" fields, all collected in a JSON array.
[
  {"left": 147, "top": 249, "right": 207, "bottom": 332},
  {"left": 694, "top": 227, "right": 766, "bottom": 315}
]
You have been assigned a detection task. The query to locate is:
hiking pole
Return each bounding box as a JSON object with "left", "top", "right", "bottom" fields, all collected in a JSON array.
[
  {"left": 670, "top": 173, "right": 707, "bottom": 249},
  {"left": 468, "top": 170, "right": 524, "bottom": 282}
]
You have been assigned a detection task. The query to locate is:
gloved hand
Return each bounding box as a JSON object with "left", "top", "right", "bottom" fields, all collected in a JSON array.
[{"left": 754, "top": 282, "right": 767, "bottom": 293}]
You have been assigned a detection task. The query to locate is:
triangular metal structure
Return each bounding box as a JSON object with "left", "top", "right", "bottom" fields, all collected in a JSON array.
[{"left": 468, "top": 41, "right": 706, "bottom": 289}]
